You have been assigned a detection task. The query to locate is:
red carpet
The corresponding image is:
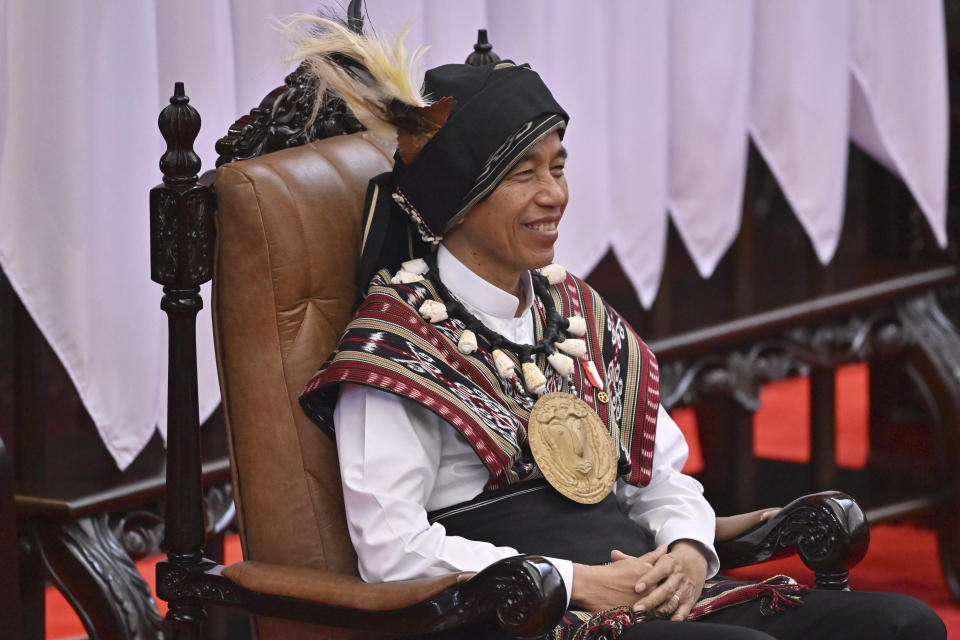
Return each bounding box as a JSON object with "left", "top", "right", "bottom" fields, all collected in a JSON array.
[
  {"left": 726, "top": 522, "right": 960, "bottom": 633},
  {"left": 44, "top": 364, "right": 959, "bottom": 637}
]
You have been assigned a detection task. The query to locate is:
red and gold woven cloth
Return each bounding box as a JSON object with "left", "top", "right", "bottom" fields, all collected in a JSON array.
[{"left": 301, "top": 269, "right": 660, "bottom": 490}]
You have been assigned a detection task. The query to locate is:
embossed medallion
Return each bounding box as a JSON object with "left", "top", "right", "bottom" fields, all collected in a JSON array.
[{"left": 528, "top": 393, "right": 617, "bottom": 504}]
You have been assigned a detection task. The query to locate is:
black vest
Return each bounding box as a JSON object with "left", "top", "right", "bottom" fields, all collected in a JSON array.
[{"left": 428, "top": 479, "right": 654, "bottom": 565}]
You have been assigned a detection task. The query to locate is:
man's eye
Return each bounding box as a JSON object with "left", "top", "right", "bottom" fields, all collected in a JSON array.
[
  {"left": 511, "top": 169, "right": 534, "bottom": 179},
  {"left": 551, "top": 165, "right": 565, "bottom": 174}
]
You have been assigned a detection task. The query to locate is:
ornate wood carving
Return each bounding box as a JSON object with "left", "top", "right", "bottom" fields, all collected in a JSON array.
[
  {"left": 659, "top": 293, "right": 944, "bottom": 412},
  {"left": 157, "top": 555, "right": 565, "bottom": 638},
  {"left": 157, "top": 560, "right": 244, "bottom": 604},
  {"left": 25, "top": 480, "right": 234, "bottom": 640},
  {"left": 716, "top": 491, "right": 869, "bottom": 590},
  {"left": 213, "top": 0, "right": 367, "bottom": 166},
  {"left": 114, "top": 483, "right": 235, "bottom": 562},
  {"left": 464, "top": 555, "right": 566, "bottom": 637},
  {"left": 33, "top": 516, "right": 164, "bottom": 640},
  {"left": 150, "top": 83, "right": 215, "bottom": 289},
  {"left": 115, "top": 510, "right": 164, "bottom": 561},
  {"left": 214, "top": 65, "right": 363, "bottom": 168},
  {"left": 899, "top": 292, "right": 960, "bottom": 389}
]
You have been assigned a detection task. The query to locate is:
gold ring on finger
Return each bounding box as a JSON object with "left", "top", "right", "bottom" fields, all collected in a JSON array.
[{"left": 671, "top": 593, "right": 681, "bottom": 607}]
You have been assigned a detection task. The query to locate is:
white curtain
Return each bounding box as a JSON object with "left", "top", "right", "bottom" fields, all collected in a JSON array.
[
  {"left": 749, "top": 0, "right": 852, "bottom": 264},
  {"left": 0, "top": 0, "right": 948, "bottom": 468},
  {"left": 848, "top": 0, "right": 949, "bottom": 248}
]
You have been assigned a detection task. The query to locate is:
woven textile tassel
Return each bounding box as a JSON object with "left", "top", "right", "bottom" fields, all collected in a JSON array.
[
  {"left": 569, "top": 606, "right": 634, "bottom": 640},
  {"left": 687, "top": 575, "right": 808, "bottom": 622}
]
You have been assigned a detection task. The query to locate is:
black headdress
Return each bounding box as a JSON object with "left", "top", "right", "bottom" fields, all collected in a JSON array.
[{"left": 283, "top": 15, "right": 568, "bottom": 290}]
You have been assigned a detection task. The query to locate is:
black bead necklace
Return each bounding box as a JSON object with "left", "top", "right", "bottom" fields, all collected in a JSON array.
[{"left": 422, "top": 252, "right": 570, "bottom": 363}]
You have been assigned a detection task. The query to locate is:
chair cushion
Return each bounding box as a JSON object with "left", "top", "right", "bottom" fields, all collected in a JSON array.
[
  {"left": 213, "top": 132, "right": 393, "bottom": 576},
  {"left": 221, "top": 560, "right": 465, "bottom": 610}
]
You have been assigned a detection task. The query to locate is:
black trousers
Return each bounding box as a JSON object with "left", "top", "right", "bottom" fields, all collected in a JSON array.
[
  {"left": 432, "top": 482, "right": 946, "bottom": 639},
  {"left": 619, "top": 589, "right": 945, "bottom": 640}
]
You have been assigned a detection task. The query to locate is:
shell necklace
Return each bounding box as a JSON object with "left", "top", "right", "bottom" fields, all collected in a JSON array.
[
  {"left": 398, "top": 253, "right": 592, "bottom": 396},
  {"left": 392, "top": 255, "right": 617, "bottom": 504}
]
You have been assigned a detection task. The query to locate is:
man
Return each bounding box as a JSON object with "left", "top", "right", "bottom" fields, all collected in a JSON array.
[{"left": 294, "top": 15, "right": 945, "bottom": 639}]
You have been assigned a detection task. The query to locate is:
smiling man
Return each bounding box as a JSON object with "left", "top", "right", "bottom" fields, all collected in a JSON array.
[
  {"left": 442, "top": 134, "right": 568, "bottom": 307},
  {"left": 294, "top": 16, "right": 944, "bottom": 640}
]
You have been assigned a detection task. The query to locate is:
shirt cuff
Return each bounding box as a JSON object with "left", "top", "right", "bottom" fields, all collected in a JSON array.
[
  {"left": 544, "top": 557, "right": 574, "bottom": 609},
  {"left": 656, "top": 527, "right": 720, "bottom": 579}
]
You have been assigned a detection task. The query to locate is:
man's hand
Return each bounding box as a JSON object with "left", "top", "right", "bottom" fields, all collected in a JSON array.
[
  {"left": 569, "top": 545, "right": 668, "bottom": 612},
  {"left": 630, "top": 540, "right": 708, "bottom": 620}
]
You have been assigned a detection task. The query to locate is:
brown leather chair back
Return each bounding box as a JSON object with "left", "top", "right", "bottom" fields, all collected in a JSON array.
[{"left": 212, "top": 132, "right": 393, "bottom": 638}]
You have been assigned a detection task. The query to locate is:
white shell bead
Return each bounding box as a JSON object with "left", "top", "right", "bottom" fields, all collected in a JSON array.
[
  {"left": 554, "top": 338, "right": 587, "bottom": 359},
  {"left": 401, "top": 258, "right": 429, "bottom": 275},
  {"left": 391, "top": 269, "right": 424, "bottom": 284},
  {"left": 547, "top": 352, "right": 575, "bottom": 377},
  {"left": 522, "top": 362, "right": 547, "bottom": 396},
  {"left": 457, "top": 330, "right": 478, "bottom": 354},
  {"left": 540, "top": 263, "right": 567, "bottom": 285},
  {"left": 492, "top": 349, "right": 517, "bottom": 380},
  {"left": 418, "top": 300, "right": 448, "bottom": 323},
  {"left": 566, "top": 315, "right": 587, "bottom": 337}
]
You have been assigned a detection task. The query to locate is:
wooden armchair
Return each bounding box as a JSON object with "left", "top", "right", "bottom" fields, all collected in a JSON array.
[{"left": 149, "top": 27, "right": 870, "bottom": 640}]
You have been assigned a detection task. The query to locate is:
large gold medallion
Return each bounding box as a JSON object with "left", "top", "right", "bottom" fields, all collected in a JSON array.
[{"left": 528, "top": 393, "right": 617, "bottom": 504}]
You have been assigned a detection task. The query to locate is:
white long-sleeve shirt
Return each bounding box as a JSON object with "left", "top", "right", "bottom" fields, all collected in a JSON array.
[{"left": 334, "top": 245, "right": 719, "bottom": 605}]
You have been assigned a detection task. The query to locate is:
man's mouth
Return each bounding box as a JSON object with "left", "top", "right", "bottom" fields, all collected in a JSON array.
[{"left": 524, "top": 221, "right": 558, "bottom": 231}]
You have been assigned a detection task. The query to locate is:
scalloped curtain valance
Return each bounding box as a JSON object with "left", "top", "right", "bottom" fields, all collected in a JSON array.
[{"left": 0, "top": 0, "right": 947, "bottom": 468}]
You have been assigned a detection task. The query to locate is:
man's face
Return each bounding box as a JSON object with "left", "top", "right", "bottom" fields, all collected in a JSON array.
[{"left": 444, "top": 131, "right": 568, "bottom": 291}]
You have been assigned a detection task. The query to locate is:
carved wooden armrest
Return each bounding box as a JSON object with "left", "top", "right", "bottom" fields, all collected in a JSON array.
[
  {"left": 157, "top": 554, "right": 565, "bottom": 638},
  {"left": 715, "top": 490, "right": 870, "bottom": 589}
]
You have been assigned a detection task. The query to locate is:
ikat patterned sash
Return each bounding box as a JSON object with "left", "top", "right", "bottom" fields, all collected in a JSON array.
[
  {"left": 300, "top": 270, "right": 660, "bottom": 489},
  {"left": 554, "top": 576, "right": 807, "bottom": 640}
]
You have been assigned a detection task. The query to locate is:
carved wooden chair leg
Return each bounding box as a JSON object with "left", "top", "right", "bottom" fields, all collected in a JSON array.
[
  {"left": 31, "top": 516, "right": 163, "bottom": 639},
  {"left": 898, "top": 293, "right": 960, "bottom": 600}
]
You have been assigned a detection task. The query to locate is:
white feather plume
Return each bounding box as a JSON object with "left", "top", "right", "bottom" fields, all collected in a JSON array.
[{"left": 279, "top": 13, "right": 430, "bottom": 141}]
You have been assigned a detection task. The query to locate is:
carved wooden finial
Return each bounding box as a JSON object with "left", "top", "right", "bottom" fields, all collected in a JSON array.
[
  {"left": 150, "top": 81, "right": 215, "bottom": 289},
  {"left": 466, "top": 29, "right": 501, "bottom": 66},
  {"left": 158, "top": 82, "right": 202, "bottom": 185}
]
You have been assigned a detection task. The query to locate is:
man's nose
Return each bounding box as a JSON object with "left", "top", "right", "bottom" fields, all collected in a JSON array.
[{"left": 536, "top": 174, "right": 566, "bottom": 206}]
